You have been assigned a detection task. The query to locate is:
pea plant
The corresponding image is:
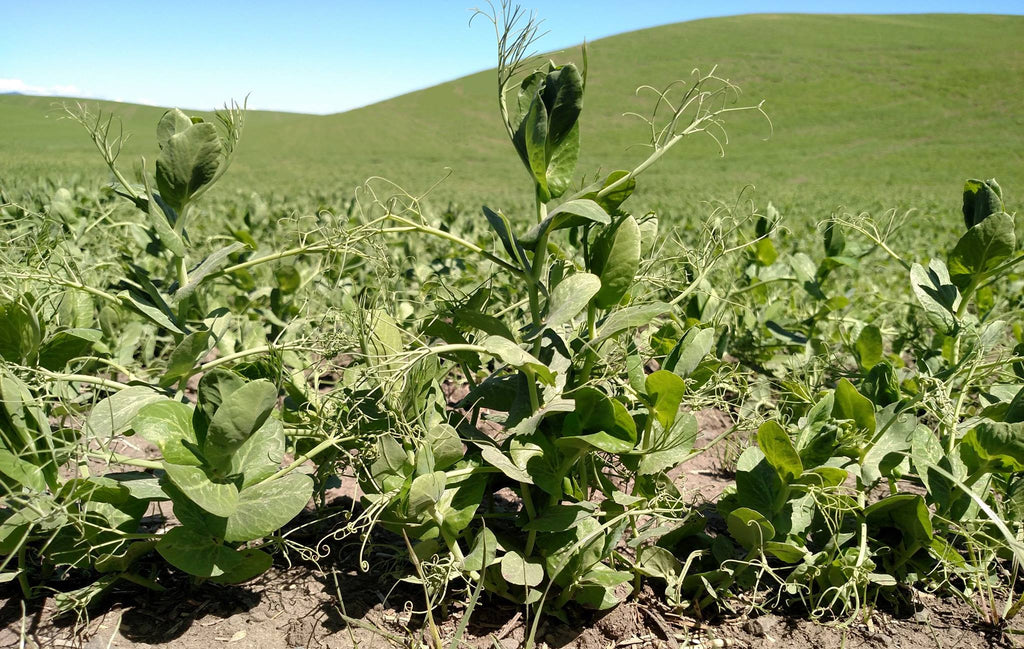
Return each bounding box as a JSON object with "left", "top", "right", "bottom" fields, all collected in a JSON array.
[
  {"left": 338, "top": 3, "right": 767, "bottom": 643},
  {"left": 0, "top": 101, "right": 357, "bottom": 608}
]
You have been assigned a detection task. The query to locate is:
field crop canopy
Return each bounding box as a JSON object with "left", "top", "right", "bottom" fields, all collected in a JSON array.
[{"left": 0, "top": 3, "right": 1022, "bottom": 648}]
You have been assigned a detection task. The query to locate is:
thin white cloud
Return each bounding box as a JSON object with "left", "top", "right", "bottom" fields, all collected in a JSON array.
[{"left": 0, "top": 78, "right": 82, "bottom": 96}]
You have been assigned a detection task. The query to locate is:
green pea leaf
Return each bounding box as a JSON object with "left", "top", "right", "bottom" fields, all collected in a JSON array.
[
  {"left": 408, "top": 471, "right": 446, "bottom": 517},
  {"left": 85, "top": 386, "right": 168, "bottom": 438},
  {"left": 544, "top": 273, "right": 600, "bottom": 330},
  {"left": 594, "top": 302, "right": 671, "bottom": 346},
  {"left": 757, "top": 420, "right": 803, "bottom": 483},
  {"left": 37, "top": 328, "right": 101, "bottom": 371},
  {"left": 962, "top": 178, "right": 1003, "bottom": 229},
  {"left": 834, "top": 378, "right": 876, "bottom": 435},
  {"left": 962, "top": 421, "right": 1024, "bottom": 472},
  {"left": 210, "top": 548, "right": 273, "bottom": 584},
  {"left": 162, "top": 462, "right": 238, "bottom": 517},
  {"left": 204, "top": 379, "right": 278, "bottom": 469},
  {"left": 481, "top": 336, "right": 555, "bottom": 385},
  {"left": 156, "top": 526, "right": 241, "bottom": 578},
  {"left": 910, "top": 260, "right": 960, "bottom": 334},
  {"left": 645, "top": 370, "right": 686, "bottom": 430},
  {"left": 500, "top": 551, "right": 544, "bottom": 587},
  {"left": 664, "top": 326, "right": 715, "bottom": 378},
  {"left": 133, "top": 401, "right": 200, "bottom": 466},
  {"left": 155, "top": 121, "right": 223, "bottom": 212},
  {"left": 948, "top": 212, "right": 1016, "bottom": 289},
  {"left": 520, "top": 199, "right": 609, "bottom": 250},
  {"left": 591, "top": 216, "right": 640, "bottom": 309},
  {"left": 229, "top": 417, "right": 286, "bottom": 488},
  {"left": 161, "top": 331, "right": 212, "bottom": 387},
  {"left": 463, "top": 527, "right": 498, "bottom": 572},
  {"left": 855, "top": 325, "right": 883, "bottom": 371},
  {"left": 223, "top": 472, "right": 313, "bottom": 542},
  {"left": 727, "top": 507, "right": 776, "bottom": 549}
]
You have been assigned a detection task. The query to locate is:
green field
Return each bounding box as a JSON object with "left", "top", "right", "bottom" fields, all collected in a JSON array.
[
  {"left": 3, "top": 13, "right": 1022, "bottom": 224},
  {"left": 2, "top": 12, "right": 1024, "bottom": 645}
]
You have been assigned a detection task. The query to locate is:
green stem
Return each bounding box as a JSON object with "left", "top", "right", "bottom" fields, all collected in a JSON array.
[
  {"left": 383, "top": 219, "right": 522, "bottom": 275},
  {"left": 264, "top": 435, "right": 348, "bottom": 483},
  {"left": 85, "top": 451, "right": 162, "bottom": 470},
  {"left": 39, "top": 371, "right": 132, "bottom": 392}
]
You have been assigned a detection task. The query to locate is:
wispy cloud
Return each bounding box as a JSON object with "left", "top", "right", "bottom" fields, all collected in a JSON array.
[{"left": 0, "top": 78, "right": 82, "bottom": 96}]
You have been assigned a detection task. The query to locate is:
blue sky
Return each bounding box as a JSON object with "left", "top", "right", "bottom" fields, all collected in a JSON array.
[{"left": 2, "top": 1, "right": 1021, "bottom": 114}]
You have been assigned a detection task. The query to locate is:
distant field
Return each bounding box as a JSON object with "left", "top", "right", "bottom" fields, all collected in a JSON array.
[{"left": 2, "top": 13, "right": 1022, "bottom": 228}]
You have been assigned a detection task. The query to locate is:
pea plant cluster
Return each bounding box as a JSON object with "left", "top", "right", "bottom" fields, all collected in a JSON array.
[{"left": 0, "top": 3, "right": 1022, "bottom": 646}]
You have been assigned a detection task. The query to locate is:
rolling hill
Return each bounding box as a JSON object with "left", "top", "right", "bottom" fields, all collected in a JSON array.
[{"left": 2, "top": 13, "right": 1022, "bottom": 221}]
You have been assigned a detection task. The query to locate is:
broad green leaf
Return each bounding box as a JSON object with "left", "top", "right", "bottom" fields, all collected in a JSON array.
[
  {"left": 133, "top": 400, "right": 200, "bottom": 466},
  {"left": 204, "top": 379, "right": 277, "bottom": 467},
  {"left": 155, "top": 121, "right": 222, "bottom": 212},
  {"left": 523, "top": 504, "right": 595, "bottom": 532},
  {"left": 521, "top": 199, "right": 609, "bottom": 249},
  {"left": 463, "top": 527, "right": 498, "bottom": 572},
  {"left": 542, "top": 64, "right": 583, "bottom": 150},
  {"left": 194, "top": 368, "right": 246, "bottom": 440},
  {"left": 408, "top": 471, "right": 446, "bottom": 516},
  {"left": 37, "top": 328, "right": 101, "bottom": 370},
  {"left": 229, "top": 417, "right": 286, "bottom": 488},
  {"left": 222, "top": 472, "right": 312, "bottom": 542},
  {"left": 764, "top": 541, "right": 807, "bottom": 563},
  {"left": 481, "top": 336, "right": 555, "bottom": 385},
  {"left": 437, "top": 469, "right": 487, "bottom": 536},
  {"left": 426, "top": 424, "right": 463, "bottom": 471},
  {"left": 757, "top": 421, "right": 802, "bottom": 483},
  {"left": 517, "top": 92, "right": 550, "bottom": 198},
  {"left": 594, "top": 302, "right": 671, "bottom": 346},
  {"left": 0, "top": 301, "right": 40, "bottom": 363},
  {"left": 664, "top": 326, "right": 715, "bottom": 378},
  {"left": 636, "top": 546, "right": 682, "bottom": 581},
  {"left": 962, "top": 178, "right": 1003, "bottom": 229},
  {"left": 910, "top": 260, "right": 960, "bottom": 333},
  {"left": 727, "top": 507, "right": 776, "bottom": 549},
  {"left": 156, "top": 526, "right": 241, "bottom": 578},
  {"left": 85, "top": 387, "right": 167, "bottom": 438},
  {"left": 855, "top": 325, "right": 883, "bottom": 371},
  {"left": 833, "top": 378, "right": 875, "bottom": 434},
  {"left": 962, "top": 421, "right": 1024, "bottom": 472},
  {"left": 510, "top": 432, "right": 564, "bottom": 496},
  {"left": 577, "top": 569, "right": 631, "bottom": 610},
  {"left": 0, "top": 448, "right": 47, "bottom": 491},
  {"left": 861, "top": 408, "right": 916, "bottom": 485},
  {"left": 500, "top": 551, "right": 544, "bottom": 587},
  {"left": 544, "top": 273, "right": 600, "bottom": 329},
  {"left": 638, "top": 216, "right": 659, "bottom": 257},
  {"left": 210, "top": 548, "right": 273, "bottom": 584},
  {"left": 948, "top": 211, "right": 1016, "bottom": 289},
  {"left": 645, "top": 370, "right": 686, "bottom": 430},
  {"left": 161, "top": 331, "right": 212, "bottom": 387},
  {"left": 864, "top": 494, "right": 933, "bottom": 550},
  {"left": 162, "top": 462, "right": 238, "bottom": 517},
  {"left": 733, "top": 447, "right": 783, "bottom": 515},
  {"left": 364, "top": 309, "right": 404, "bottom": 381},
  {"left": 545, "top": 121, "right": 579, "bottom": 199},
  {"left": 591, "top": 216, "right": 640, "bottom": 309},
  {"left": 156, "top": 108, "right": 193, "bottom": 149}
]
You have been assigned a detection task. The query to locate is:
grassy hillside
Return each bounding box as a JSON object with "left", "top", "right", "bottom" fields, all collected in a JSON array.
[{"left": 2, "top": 13, "right": 1022, "bottom": 222}]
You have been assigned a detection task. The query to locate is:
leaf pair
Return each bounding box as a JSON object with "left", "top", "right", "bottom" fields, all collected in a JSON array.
[{"left": 511, "top": 64, "right": 584, "bottom": 201}]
